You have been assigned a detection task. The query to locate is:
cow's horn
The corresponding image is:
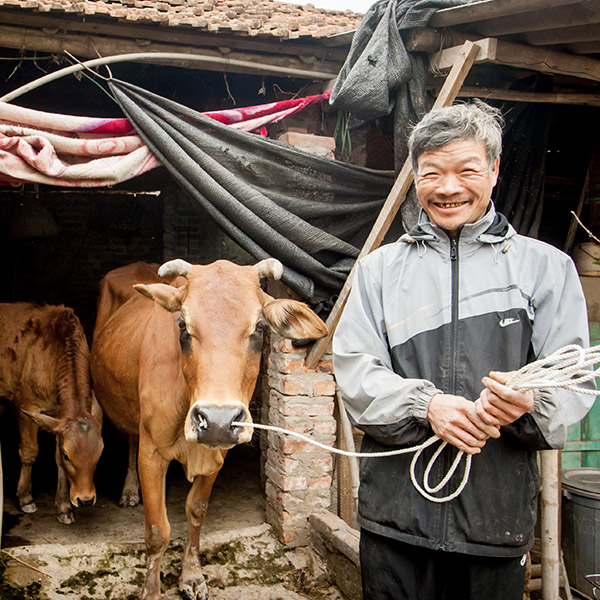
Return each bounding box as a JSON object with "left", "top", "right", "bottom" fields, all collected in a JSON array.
[
  {"left": 158, "top": 259, "right": 192, "bottom": 278},
  {"left": 254, "top": 258, "right": 283, "bottom": 281}
]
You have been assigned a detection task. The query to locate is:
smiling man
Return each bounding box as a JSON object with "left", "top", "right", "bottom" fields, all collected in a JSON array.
[{"left": 333, "top": 101, "right": 595, "bottom": 600}]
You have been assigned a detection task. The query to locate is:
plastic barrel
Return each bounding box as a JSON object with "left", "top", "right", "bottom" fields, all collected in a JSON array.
[{"left": 562, "top": 468, "right": 600, "bottom": 599}]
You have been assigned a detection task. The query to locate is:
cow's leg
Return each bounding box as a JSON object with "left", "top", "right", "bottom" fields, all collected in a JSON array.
[
  {"left": 138, "top": 436, "right": 170, "bottom": 600},
  {"left": 179, "top": 471, "right": 219, "bottom": 600},
  {"left": 16, "top": 412, "right": 38, "bottom": 514},
  {"left": 120, "top": 433, "right": 141, "bottom": 507},
  {"left": 54, "top": 443, "right": 75, "bottom": 524}
]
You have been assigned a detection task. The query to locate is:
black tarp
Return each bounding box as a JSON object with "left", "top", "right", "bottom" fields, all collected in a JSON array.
[{"left": 109, "top": 79, "right": 396, "bottom": 310}]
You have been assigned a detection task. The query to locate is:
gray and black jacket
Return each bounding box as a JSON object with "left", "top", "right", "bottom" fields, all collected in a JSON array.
[{"left": 333, "top": 203, "right": 594, "bottom": 557}]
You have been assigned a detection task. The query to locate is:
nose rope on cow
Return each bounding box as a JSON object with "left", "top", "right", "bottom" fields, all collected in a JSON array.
[{"left": 233, "top": 344, "right": 600, "bottom": 503}]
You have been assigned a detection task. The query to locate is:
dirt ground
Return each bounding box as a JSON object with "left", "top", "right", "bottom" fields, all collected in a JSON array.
[{"left": 0, "top": 426, "right": 348, "bottom": 600}]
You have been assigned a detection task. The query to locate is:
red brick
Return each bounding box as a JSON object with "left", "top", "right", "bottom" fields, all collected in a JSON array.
[
  {"left": 317, "top": 359, "right": 334, "bottom": 374},
  {"left": 281, "top": 475, "right": 307, "bottom": 491},
  {"left": 309, "top": 475, "right": 332, "bottom": 489},
  {"left": 314, "top": 419, "right": 336, "bottom": 435},
  {"left": 314, "top": 380, "right": 336, "bottom": 396}
]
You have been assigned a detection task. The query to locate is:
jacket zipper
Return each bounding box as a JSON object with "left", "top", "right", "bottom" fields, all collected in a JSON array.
[
  {"left": 440, "top": 233, "right": 460, "bottom": 551},
  {"left": 450, "top": 235, "right": 460, "bottom": 394}
]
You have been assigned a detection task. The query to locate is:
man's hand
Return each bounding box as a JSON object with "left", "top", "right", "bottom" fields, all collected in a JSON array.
[
  {"left": 476, "top": 371, "right": 534, "bottom": 427},
  {"left": 427, "top": 393, "right": 500, "bottom": 455}
]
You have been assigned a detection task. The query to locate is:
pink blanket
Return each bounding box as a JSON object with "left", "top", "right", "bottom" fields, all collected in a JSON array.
[{"left": 0, "top": 91, "right": 330, "bottom": 187}]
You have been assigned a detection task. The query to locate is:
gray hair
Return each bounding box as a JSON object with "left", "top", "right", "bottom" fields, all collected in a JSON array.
[{"left": 408, "top": 100, "right": 504, "bottom": 173}]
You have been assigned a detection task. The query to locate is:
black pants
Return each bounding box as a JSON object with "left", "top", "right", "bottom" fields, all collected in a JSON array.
[{"left": 360, "top": 528, "right": 527, "bottom": 600}]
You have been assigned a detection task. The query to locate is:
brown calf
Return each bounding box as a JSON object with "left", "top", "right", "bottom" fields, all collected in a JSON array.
[{"left": 0, "top": 303, "right": 104, "bottom": 524}]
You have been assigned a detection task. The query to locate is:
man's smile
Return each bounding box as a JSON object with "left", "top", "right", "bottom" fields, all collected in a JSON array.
[{"left": 430, "top": 200, "right": 469, "bottom": 209}]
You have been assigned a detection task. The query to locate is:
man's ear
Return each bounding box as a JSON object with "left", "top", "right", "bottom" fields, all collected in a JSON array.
[
  {"left": 134, "top": 282, "right": 187, "bottom": 313},
  {"left": 262, "top": 298, "right": 328, "bottom": 340},
  {"left": 491, "top": 156, "right": 500, "bottom": 186}
]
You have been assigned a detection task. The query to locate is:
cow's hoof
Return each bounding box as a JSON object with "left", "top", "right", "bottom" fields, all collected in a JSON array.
[
  {"left": 20, "top": 501, "right": 37, "bottom": 514},
  {"left": 179, "top": 577, "right": 208, "bottom": 600},
  {"left": 119, "top": 491, "right": 140, "bottom": 508},
  {"left": 56, "top": 510, "right": 75, "bottom": 525}
]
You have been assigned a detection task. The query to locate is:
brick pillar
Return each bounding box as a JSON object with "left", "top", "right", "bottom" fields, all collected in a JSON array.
[{"left": 262, "top": 334, "right": 336, "bottom": 547}]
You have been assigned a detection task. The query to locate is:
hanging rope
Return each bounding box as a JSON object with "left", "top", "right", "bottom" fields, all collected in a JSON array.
[{"left": 234, "top": 344, "right": 600, "bottom": 503}]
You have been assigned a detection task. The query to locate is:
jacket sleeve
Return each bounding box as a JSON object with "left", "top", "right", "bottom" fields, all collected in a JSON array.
[
  {"left": 503, "top": 253, "right": 595, "bottom": 450},
  {"left": 332, "top": 256, "right": 442, "bottom": 446}
]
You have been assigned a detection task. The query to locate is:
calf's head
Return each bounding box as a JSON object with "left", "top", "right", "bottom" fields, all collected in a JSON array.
[
  {"left": 134, "top": 258, "right": 327, "bottom": 449},
  {"left": 24, "top": 400, "right": 104, "bottom": 508}
]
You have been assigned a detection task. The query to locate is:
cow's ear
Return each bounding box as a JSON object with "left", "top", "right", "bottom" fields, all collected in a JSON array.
[
  {"left": 262, "top": 299, "right": 328, "bottom": 340},
  {"left": 134, "top": 283, "right": 187, "bottom": 312},
  {"left": 22, "top": 410, "right": 61, "bottom": 432},
  {"left": 90, "top": 391, "right": 104, "bottom": 423}
]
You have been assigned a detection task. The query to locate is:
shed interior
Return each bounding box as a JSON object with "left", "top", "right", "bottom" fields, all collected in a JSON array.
[{"left": 1, "top": 5, "right": 600, "bottom": 594}]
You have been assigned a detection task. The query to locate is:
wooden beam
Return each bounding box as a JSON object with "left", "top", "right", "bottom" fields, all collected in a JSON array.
[
  {"left": 564, "top": 40, "right": 600, "bottom": 54},
  {"left": 439, "top": 85, "right": 600, "bottom": 106},
  {"left": 322, "top": 30, "right": 357, "bottom": 48},
  {"left": 521, "top": 23, "right": 600, "bottom": 47},
  {"left": 306, "top": 40, "right": 481, "bottom": 369},
  {"left": 0, "top": 24, "right": 342, "bottom": 80},
  {"left": 430, "top": 38, "right": 497, "bottom": 72},
  {"left": 406, "top": 28, "right": 600, "bottom": 82},
  {"left": 0, "top": 10, "right": 350, "bottom": 63},
  {"left": 429, "top": 0, "right": 585, "bottom": 28},
  {"left": 470, "top": 3, "right": 600, "bottom": 38}
]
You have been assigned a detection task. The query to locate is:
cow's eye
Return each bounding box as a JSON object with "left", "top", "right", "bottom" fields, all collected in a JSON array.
[
  {"left": 63, "top": 452, "right": 71, "bottom": 464},
  {"left": 176, "top": 316, "right": 191, "bottom": 351},
  {"left": 254, "top": 319, "right": 268, "bottom": 334}
]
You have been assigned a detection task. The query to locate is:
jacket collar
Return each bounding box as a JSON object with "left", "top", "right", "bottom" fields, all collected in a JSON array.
[{"left": 402, "top": 202, "right": 515, "bottom": 245}]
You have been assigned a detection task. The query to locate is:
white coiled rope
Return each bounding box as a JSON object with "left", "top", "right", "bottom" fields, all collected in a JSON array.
[{"left": 233, "top": 344, "right": 600, "bottom": 503}]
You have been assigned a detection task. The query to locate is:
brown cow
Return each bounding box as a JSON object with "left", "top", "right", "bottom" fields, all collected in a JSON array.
[
  {"left": 92, "top": 261, "right": 180, "bottom": 508},
  {"left": 90, "top": 259, "right": 327, "bottom": 600},
  {"left": 0, "top": 303, "right": 104, "bottom": 524}
]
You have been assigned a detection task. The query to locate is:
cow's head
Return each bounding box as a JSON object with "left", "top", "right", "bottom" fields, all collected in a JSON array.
[
  {"left": 134, "top": 258, "right": 327, "bottom": 449},
  {"left": 23, "top": 396, "right": 104, "bottom": 508}
]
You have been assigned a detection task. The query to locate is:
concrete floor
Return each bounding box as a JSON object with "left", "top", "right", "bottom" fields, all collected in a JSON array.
[{"left": 0, "top": 424, "right": 346, "bottom": 600}]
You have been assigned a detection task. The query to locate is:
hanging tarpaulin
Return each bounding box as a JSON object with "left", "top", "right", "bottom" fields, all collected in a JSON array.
[
  {"left": 0, "top": 90, "right": 331, "bottom": 188},
  {"left": 108, "top": 79, "right": 395, "bottom": 306},
  {"left": 0, "top": 101, "right": 158, "bottom": 187}
]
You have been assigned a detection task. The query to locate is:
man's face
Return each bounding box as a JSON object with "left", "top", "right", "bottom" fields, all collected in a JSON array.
[{"left": 415, "top": 139, "right": 500, "bottom": 237}]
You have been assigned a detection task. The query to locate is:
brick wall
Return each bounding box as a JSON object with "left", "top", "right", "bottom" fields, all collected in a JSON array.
[
  {"left": 261, "top": 334, "right": 337, "bottom": 547},
  {"left": 0, "top": 144, "right": 342, "bottom": 550}
]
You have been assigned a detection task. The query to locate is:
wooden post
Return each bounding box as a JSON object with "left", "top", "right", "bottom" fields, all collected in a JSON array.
[
  {"left": 306, "top": 39, "right": 481, "bottom": 369},
  {"left": 336, "top": 391, "right": 359, "bottom": 527},
  {"left": 563, "top": 164, "right": 591, "bottom": 253},
  {"left": 540, "top": 449, "right": 561, "bottom": 600},
  {"left": 0, "top": 440, "right": 3, "bottom": 546}
]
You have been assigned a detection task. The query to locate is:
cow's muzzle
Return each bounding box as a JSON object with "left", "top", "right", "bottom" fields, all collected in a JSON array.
[{"left": 186, "top": 403, "right": 251, "bottom": 447}]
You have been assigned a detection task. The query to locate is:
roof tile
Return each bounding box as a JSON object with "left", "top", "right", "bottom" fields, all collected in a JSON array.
[{"left": 0, "top": 0, "right": 363, "bottom": 38}]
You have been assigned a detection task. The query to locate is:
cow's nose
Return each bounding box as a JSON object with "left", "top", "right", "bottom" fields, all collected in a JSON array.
[
  {"left": 188, "top": 404, "right": 247, "bottom": 447},
  {"left": 76, "top": 496, "right": 95, "bottom": 508}
]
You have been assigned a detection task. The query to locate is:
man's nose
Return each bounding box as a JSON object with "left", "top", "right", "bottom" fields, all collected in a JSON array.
[{"left": 436, "top": 173, "right": 463, "bottom": 195}]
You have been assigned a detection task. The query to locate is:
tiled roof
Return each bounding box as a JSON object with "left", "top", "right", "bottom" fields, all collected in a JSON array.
[{"left": 0, "top": 0, "right": 365, "bottom": 39}]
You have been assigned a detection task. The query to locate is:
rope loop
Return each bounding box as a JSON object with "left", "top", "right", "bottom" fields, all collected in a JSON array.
[{"left": 234, "top": 344, "right": 599, "bottom": 503}]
